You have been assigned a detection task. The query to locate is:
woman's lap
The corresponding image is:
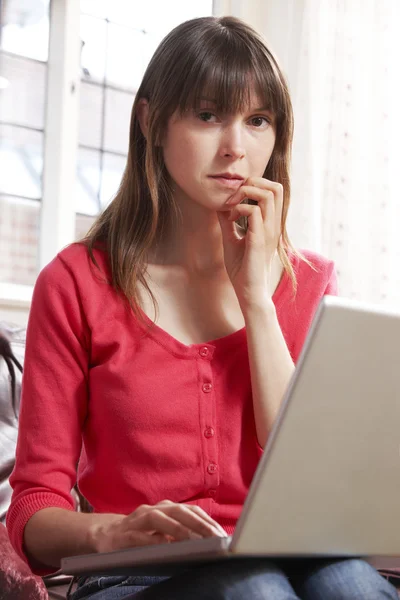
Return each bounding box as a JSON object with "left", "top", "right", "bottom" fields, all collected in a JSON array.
[
  {"left": 70, "top": 575, "right": 169, "bottom": 600},
  {"left": 70, "top": 557, "right": 398, "bottom": 600},
  {"left": 287, "top": 557, "right": 398, "bottom": 600}
]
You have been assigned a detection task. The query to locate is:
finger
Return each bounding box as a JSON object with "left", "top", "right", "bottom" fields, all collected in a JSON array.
[
  {"left": 120, "top": 530, "right": 170, "bottom": 549},
  {"left": 133, "top": 509, "right": 205, "bottom": 541},
  {"left": 228, "top": 203, "right": 264, "bottom": 223},
  {"left": 165, "top": 505, "right": 226, "bottom": 538},
  {"left": 155, "top": 501, "right": 227, "bottom": 537},
  {"left": 131, "top": 504, "right": 151, "bottom": 517},
  {"left": 217, "top": 211, "right": 244, "bottom": 274},
  {"left": 265, "top": 190, "right": 276, "bottom": 238},
  {"left": 130, "top": 502, "right": 224, "bottom": 539},
  {"left": 186, "top": 506, "right": 228, "bottom": 537},
  {"left": 240, "top": 190, "right": 280, "bottom": 245},
  {"left": 245, "top": 178, "right": 284, "bottom": 197},
  {"left": 244, "top": 178, "right": 284, "bottom": 224},
  {"left": 217, "top": 211, "right": 241, "bottom": 243},
  {"left": 228, "top": 204, "right": 265, "bottom": 240},
  {"left": 225, "top": 187, "right": 275, "bottom": 224},
  {"left": 225, "top": 185, "right": 267, "bottom": 210},
  {"left": 226, "top": 181, "right": 283, "bottom": 223},
  {"left": 228, "top": 199, "right": 275, "bottom": 234},
  {"left": 156, "top": 500, "right": 226, "bottom": 535}
]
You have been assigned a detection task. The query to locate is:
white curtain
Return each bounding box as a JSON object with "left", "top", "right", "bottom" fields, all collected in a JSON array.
[{"left": 214, "top": 0, "right": 400, "bottom": 307}]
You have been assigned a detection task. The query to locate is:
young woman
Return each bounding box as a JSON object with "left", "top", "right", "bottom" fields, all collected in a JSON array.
[{"left": 7, "top": 15, "right": 397, "bottom": 600}]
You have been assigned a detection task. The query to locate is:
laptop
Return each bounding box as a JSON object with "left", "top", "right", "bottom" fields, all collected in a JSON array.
[{"left": 61, "top": 295, "right": 400, "bottom": 577}]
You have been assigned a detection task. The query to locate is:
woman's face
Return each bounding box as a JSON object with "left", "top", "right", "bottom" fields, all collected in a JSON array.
[{"left": 162, "top": 89, "right": 276, "bottom": 211}]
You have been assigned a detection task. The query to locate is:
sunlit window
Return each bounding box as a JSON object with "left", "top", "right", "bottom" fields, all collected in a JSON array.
[
  {"left": 0, "top": 0, "right": 49, "bottom": 286},
  {"left": 75, "top": 0, "right": 213, "bottom": 237},
  {"left": 0, "top": 0, "right": 213, "bottom": 285}
]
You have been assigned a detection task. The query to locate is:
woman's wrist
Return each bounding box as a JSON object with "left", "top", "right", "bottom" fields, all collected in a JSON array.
[
  {"left": 240, "top": 295, "right": 276, "bottom": 322},
  {"left": 86, "top": 513, "right": 125, "bottom": 554}
]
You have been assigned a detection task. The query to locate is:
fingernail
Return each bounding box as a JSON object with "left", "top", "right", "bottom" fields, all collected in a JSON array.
[{"left": 218, "top": 529, "right": 228, "bottom": 537}]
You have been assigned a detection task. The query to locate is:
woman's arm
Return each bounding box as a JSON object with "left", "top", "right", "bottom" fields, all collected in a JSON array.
[
  {"left": 24, "top": 508, "right": 120, "bottom": 569},
  {"left": 7, "top": 255, "right": 91, "bottom": 574},
  {"left": 243, "top": 299, "right": 295, "bottom": 448},
  {"left": 24, "top": 502, "right": 227, "bottom": 569},
  {"left": 217, "top": 179, "right": 339, "bottom": 450},
  {"left": 243, "top": 261, "right": 338, "bottom": 448}
]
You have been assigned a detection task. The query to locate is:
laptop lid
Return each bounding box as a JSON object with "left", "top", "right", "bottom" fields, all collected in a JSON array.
[{"left": 232, "top": 295, "right": 400, "bottom": 557}]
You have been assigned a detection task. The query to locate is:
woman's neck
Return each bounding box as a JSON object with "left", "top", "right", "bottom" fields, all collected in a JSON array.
[{"left": 148, "top": 217, "right": 226, "bottom": 274}]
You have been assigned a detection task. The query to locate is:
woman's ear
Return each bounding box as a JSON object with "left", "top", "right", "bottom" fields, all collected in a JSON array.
[{"left": 136, "top": 98, "right": 150, "bottom": 139}]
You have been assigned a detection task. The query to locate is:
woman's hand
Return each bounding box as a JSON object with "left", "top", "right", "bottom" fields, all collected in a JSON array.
[
  {"left": 90, "top": 500, "right": 228, "bottom": 553},
  {"left": 217, "top": 177, "right": 283, "bottom": 310}
]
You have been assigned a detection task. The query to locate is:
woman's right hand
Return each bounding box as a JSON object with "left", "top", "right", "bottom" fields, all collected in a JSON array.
[{"left": 90, "top": 500, "right": 228, "bottom": 553}]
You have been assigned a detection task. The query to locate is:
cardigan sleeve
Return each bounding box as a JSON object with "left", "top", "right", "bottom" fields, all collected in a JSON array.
[
  {"left": 6, "top": 255, "right": 90, "bottom": 574},
  {"left": 290, "top": 258, "right": 338, "bottom": 365}
]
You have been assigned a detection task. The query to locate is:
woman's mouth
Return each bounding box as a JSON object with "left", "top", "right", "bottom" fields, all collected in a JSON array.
[{"left": 209, "top": 174, "right": 244, "bottom": 189}]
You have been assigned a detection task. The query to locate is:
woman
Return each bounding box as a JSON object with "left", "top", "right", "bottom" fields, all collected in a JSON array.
[{"left": 7, "top": 15, "right": 397, "bottom": 600}]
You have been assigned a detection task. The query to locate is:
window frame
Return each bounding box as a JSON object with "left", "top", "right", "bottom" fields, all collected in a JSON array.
[{"left": 1, "top": 0, "right": 216, "bottom": 311}]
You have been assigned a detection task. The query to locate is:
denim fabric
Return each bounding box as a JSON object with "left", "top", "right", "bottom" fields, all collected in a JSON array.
[
  {"left": 69, "top": 557, "right": 398, "bottom": 600},
  {"left": 69, "top": 575, "right": 169, "bottom": 599}
]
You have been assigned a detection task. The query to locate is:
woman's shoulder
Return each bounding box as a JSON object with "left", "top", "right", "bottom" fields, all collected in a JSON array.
[
  {"left": 31, "top": 243, "right": 113, "bottom": 325},
  {"left": 294, "top": 248, "right": 335, "bottom": 272},
  {"left": 279, "top": 249, "right": 338, "bottom": 362},
  {"left": 59, "top": 241, "right": 108, "bottom": 270},
  {"left": 39, "top": 242, "right": 110, "bottom": 287},
  {"left": 289, "top": 247, "right": 337, "bottom": 297}
]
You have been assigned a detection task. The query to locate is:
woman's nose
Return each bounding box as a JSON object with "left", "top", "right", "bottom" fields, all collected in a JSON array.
[{"left": 218, "top": 124, "right": 245, "bottom": 160}]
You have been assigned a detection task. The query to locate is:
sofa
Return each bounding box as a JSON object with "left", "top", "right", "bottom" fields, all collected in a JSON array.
[
  {"left": 0, "top": 322, "right": 75, "bottom": 599},
  {"left": 1, "top": 319, "right": 400, "bottom": 599}
]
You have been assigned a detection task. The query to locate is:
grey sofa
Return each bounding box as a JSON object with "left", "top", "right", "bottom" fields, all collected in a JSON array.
[{"left": 0, "top": 322, "right": 75, "bottom": 599}]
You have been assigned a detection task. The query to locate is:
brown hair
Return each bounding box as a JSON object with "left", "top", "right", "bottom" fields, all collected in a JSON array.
[{"left": 83, "top": 15, "right": 311, "bottom": 324}]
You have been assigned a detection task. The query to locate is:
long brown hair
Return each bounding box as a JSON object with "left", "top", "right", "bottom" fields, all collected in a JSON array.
[{"left": 83, "top": 16, "right": 311, "bottom": 324}]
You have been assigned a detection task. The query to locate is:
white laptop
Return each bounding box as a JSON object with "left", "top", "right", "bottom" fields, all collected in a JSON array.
[{"left": 61, "top": 295, "right": 400, "bottom": 577}]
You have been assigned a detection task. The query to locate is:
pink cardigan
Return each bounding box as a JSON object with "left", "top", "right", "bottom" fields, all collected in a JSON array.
[{"left": 7, "top": 243, "right": 337, "bottom": 572}]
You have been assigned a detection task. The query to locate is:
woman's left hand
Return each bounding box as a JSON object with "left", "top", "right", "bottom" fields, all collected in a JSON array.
[{"left": 217, "top": 176, "right": 283, "bottom": 310}]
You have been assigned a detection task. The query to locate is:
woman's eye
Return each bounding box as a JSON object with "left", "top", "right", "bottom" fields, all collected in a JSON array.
[
  {"left": 250, "top": 116, "right": 270, "bottom": 128},
  {"left": 198, "top": 111, "right": 216, "bottom": 122}
]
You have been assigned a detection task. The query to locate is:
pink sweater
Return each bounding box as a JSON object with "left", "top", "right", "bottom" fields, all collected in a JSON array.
[{"left": 7, "top": 244, "right": 337, "bottom": 572}]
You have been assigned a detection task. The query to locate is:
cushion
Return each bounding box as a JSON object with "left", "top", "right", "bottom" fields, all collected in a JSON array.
[{"left": 0, "top": 522, "right": 48, "bottom": 599}]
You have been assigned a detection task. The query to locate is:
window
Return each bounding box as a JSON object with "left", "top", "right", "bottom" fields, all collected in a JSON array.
[
  {"left": 75, "top": 0, "right": 213, "bottom": 238},
  {"left": 0, "top": 0, "right": 213, "bottom": 291},
  {"left": 0, "top": 0, "right": 49, "bottom": 286}
]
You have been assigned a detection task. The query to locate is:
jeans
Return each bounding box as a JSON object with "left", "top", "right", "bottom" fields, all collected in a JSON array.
[{"left": 69, "top": 557, "right": 398, "bottom": 599}]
